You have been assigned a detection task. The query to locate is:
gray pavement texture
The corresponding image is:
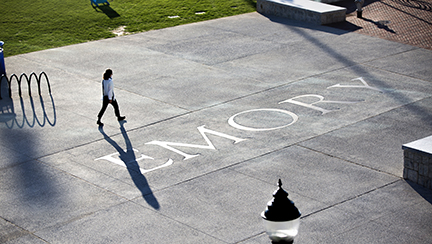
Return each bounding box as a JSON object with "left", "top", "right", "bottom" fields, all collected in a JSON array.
[{"left": 1, "top": 12, "right": 432, "bottom": 243}]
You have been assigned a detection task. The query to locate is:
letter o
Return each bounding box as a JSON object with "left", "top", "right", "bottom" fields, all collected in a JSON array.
[{"left": 228, "top": 108, "right": 298, "bottom": 131}]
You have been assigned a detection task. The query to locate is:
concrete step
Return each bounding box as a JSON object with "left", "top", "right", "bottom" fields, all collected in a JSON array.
[{"left": 257, "top": 0, "right": 346, "bottom": 25}]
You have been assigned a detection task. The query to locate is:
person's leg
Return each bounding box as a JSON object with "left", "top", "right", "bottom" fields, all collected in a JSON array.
[
  {"left": 97, "top": 96, "right": 109, "bottom": 125},
  {"left": 111, "top": 99, "right": 125, "bottom": 121},
  {"left": 111, "top": 99, "right": 120, "bottom": 118}
]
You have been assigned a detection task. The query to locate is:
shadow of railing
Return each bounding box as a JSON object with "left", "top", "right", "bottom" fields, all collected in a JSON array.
[{"left": 0, "top": 72, "right": 56, "bottom": 128}]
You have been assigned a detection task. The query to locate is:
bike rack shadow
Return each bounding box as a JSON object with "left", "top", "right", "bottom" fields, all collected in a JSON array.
[
  {"left": 0, "top": 72, "right": 56, "bottom": 128},
  {"left": 91, "top": 0, "right": 120, "bottom": 19}
]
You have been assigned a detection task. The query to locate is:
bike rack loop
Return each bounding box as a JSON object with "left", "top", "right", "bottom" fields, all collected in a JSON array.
[{"left": 0, "top": 71, "right": 51, "bottom": 99}]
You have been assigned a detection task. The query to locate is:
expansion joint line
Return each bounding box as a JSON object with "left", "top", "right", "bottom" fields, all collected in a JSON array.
[
  {"left": 296, "top": 144, "right": 399, "bottom": 178},
  {"left": 0, "top": 216, "right": 50, "bottom": 243},
  {"left": 300, "top": 179, "right": 401, "bottom": 219}
]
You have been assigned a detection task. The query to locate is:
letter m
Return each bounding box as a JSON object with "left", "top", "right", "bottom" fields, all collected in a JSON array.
[{"left": 145, "top": 125, "right": 247, "bottom": 160}]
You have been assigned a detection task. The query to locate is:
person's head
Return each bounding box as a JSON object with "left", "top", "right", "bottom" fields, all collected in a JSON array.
[{"left": 103, "top": 69, "right": 113, "bottom": 80}]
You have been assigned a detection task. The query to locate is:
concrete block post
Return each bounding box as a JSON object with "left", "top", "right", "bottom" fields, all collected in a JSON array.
[
  {"left": 403, "top": 135, "right": 432, "bottom": 190},
  {"left": 0, "top": 41, "right": 5, "bottom": 77}
]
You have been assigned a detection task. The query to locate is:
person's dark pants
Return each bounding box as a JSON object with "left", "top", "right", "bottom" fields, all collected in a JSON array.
[{"left": 98, "top": 96, "right": 120, "bottom": 120}]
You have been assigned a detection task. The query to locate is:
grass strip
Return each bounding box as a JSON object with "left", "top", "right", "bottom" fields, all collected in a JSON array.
[{"left": 1, "top": 0, "right": 256, "bottom": 57}]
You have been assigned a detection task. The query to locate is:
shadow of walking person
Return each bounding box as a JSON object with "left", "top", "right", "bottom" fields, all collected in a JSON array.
[
  {"left": 361, "top": 18, "right": 396, "bottom": 33},
  {"left": 99, "top": 121, "right": 160, "bottom": 210}
]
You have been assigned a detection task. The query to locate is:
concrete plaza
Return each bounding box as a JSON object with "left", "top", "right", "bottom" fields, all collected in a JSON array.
[{"left": 1, "top": 12, "right": 432, "bottom": 243}]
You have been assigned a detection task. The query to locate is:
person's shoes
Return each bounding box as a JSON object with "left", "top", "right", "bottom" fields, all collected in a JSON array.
[
  {"left": 97, "top": 120, "right": 104, "bottom": 126},
  {"left": 118, "top": 116, "right": 126, "bottom": 121}
]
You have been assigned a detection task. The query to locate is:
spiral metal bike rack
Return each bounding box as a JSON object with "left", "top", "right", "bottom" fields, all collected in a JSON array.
[
  {"left": 0, "top": 71, "right": 51, "bottom": 99},
  {"left": 0, "top": 71, "right": 55, "bottom": 128}
]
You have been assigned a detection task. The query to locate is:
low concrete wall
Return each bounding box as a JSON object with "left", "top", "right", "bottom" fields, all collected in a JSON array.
[
  {"left": 403, "top": 135, "right": 432, "bottom": 190},
  {"left": 313, "top": 0, "right": 344, "bottom": 3},
  {"left": 257, "top": 0, "right": 346, "bottom": 25}
]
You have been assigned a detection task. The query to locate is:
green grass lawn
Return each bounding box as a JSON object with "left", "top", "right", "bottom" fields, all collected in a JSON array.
[{"left": 1, "top": 0, "right": 256, "bottom": 57}]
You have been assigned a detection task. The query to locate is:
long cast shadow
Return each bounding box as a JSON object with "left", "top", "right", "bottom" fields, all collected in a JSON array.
[
  {"left": 407, "top": 180, "right": 432, "bottom": 205},
  {"left": 93, "top": 5, "right": 121, "bottom": 19},
  {"left": 360, "top": 18, "right": 396, "bottom": 33},
  {"left": 99, "top": 122, "right": 160, "bottom": 210},
  {"left": 263, "top": 12, "right": 432, "bottom": 204}
]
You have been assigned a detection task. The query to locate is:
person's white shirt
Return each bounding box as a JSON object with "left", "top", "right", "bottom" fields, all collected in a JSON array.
[{"left": 102, "top": 78, "right": 115, "bottom": 100}]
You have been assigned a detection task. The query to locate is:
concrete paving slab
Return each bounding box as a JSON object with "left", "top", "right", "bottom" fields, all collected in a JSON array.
[
  {"left": 299, "top": 97, "right": 432, "bottom": 177},
  {"left": 335, "top": 180, "right": 432, "bottom": 230},
  {"left": 215, "top": 34, "right": 414, "bottom": 85},
  {"left": 317, "top": 182, "right": 432, "bottom": 243},
  {"left": 3, "top": 234, "right": 47, "bottom": 244},
  {"left": 4, "top": 40, "right": 156, "bottom": 82},
  {"left": 121, "top": 66, "right": 269, "bottom": 111},
  {"left": 1, "top": 218, "right": 29, "bottom": 243},
  {"left": 302, "top": 211, "right": 427, "bottom": 243},
  {"left": 328, "top": 221, "right": 426, "bottom": 244},
  {"left": 0, "top": 108, "right": 100, "bottom": 158},
  {"left": 34, "top": 201, "right": 225, "bottom": 244},
  {"left": 230, "top": 146, "right": 399, "bottom": 205},
  {"left": 298, "top": 206, "right": 376, "bottom": 243},
  {"left": 367, "top": 48, "right": 432, "bottom": 82},
  {"left": 0, "top": 144, "right": 32, "bottom": 169},
  {"left": 0, "top": 160, "right": 126, "bottom": 232},
  {"left": 243, "top": 180, "right": 432, "bottom": 243},
  {"left": 40, "top": 149, "right": 155, "bottom": 201},
  {"left": 149, "top": 31, "right": 284, "bottom": 66},
  {"left": 132, "top": 169, "right": 288, "bottom": 243},
  {"left": 1, "top": 11, "right": 431, "bottom": 244}
]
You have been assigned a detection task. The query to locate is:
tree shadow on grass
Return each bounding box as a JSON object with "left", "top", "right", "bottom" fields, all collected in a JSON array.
[{"left": 243, "top": 0, "right": 257, "bottom": 8}]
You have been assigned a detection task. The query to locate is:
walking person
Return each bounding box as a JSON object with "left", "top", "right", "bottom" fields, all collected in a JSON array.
[{"left": 97, "top": 69, "right": 125, "bottom": 126}]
